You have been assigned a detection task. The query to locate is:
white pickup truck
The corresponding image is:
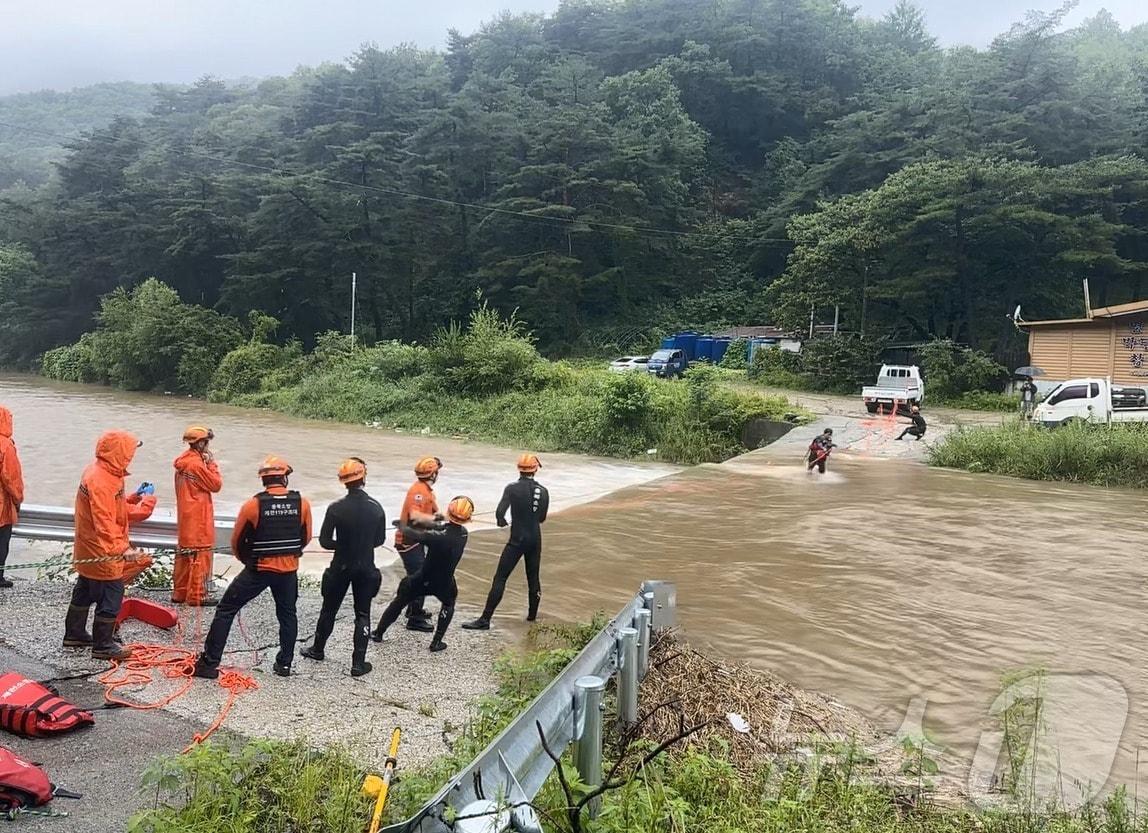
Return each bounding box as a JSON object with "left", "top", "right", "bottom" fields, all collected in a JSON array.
[
  {"left": 861, "top": 365, "right": 925, "bottom": 414},
  {"left": 1032, "top": 377, "right": 1148, "bottom": 427}
]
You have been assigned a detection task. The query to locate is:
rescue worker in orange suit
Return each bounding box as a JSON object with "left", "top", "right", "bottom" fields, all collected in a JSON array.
[
  {"left": 394, "top": 457, "right": 444, "bottom": 632},
  {"left": 173, "top": 426, "right": 222, "bottom": 607},
  {"left": 300, "top": 458, "right": 385, "bottom": 678},
  {"left": 0, "top": 407, "right": 24, "bottom": 589},
  {"left": 194, "top": 456, "right": 312, "bottom": 679},
  {"left": 372, "top": 496, "right": 473, "bottom": 652},
  {"left": 63, "top": 431, "right": 157, "bottom": 660},
  {"left": 463, "top": 454, "right": 549, "bottom": 631}
]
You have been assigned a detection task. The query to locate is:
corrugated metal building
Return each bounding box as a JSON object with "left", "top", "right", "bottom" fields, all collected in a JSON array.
[{"left": 1023, "top": 300, "right": 1148, "bottom": 384}]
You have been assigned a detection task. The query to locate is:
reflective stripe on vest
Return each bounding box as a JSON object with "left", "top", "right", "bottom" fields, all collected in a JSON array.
[
  {"left": 246, "top": 491, "right": 304, "bottom": 560},
  {"left": 0, "top": 673, "right": 95, "bottom": 738}
]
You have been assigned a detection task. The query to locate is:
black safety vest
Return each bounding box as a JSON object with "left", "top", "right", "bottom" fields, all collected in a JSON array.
[{"left": 241, "top": 491, "right": 304, "bottom": 561}]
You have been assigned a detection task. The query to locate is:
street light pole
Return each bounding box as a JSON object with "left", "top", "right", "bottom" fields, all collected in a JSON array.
[{"left": 350, "top": 271, "right": 357, "bottom": 351}]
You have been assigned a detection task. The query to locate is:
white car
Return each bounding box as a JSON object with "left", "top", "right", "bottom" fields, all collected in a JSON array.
[{"left": 608, "top": 356, "right": 649, "bottom": 373}]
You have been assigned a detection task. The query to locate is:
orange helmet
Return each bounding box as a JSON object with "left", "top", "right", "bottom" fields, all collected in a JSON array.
[
  {"left": 446, "top": 495, "right": 474, "bottom": 524},
  {"left": 258, "top": 455, "right": 293, "bottom": 478},
  {"left": 414, "top": 456, "right": 442, "bottom": 479},
  {"left": 516, "top": 453, "right": 541, "bottom": 473},
  {"left": 183, "top": 425, "right": 213, "bottom": 443},
  {"left": 338, "top": 457, "right": 367, "bottom": 484}
]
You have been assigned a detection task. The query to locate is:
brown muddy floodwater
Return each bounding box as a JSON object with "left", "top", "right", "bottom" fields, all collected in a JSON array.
[{"left": 3, "top": 375, "right": 1145, "bottom": 801}]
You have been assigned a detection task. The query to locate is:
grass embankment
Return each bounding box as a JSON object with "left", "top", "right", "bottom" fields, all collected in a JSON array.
[
  {"left": 214, "top": 308, "right": 806, "bottom": 465},
  {"left": 131, "top": 622, "right": 1143, "bottom": 833},
  {"left": 929, "top": 421, "right": 1148, "bottom": 488}
]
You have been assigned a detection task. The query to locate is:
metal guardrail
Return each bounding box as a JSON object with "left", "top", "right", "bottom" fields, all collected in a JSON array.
[
  {"left": 12, "top": 503, "right": 236, "bottom": 553},
  {"left": 13, "top": 506, "right": 677, "bottom": 832},
  {"left": 384, "top": 580, "right": 677, "bottom": 833}
]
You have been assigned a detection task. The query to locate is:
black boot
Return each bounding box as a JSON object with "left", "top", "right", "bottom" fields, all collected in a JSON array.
[
  {"left": 91, "top": 616, "right": 132, "bottom": 661},
  {"left": 349, "top": 614, "right": 371, "bottom": 676},
  {"left": 193, "top": 656, "right": 219, "bottom": 679},
  {"left": 63, "top": 605, "right": 93, "bottom": 648},
  {"left": 429, "top": 605, "right": 454, "bottom": 652}
]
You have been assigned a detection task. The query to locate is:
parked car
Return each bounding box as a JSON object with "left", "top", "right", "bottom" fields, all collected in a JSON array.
[
  {"left": 608, "top": 356, "right": 650, "bottom": 373},
  {"left": 1033, "top": 378, "right": 1148, "bottom": 426},
  {"left": 860, "top": 365, "right": 925, "bottom": 413},
  {"left": 646, "top": 349, "right": 688, "bottom": 379}
]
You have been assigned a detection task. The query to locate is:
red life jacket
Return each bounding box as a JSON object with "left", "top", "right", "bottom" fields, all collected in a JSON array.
[
  {"left": 0, "top": 746, "right": 54, "bottom": 812},
  {"left": 0, "top": 673, "right": 94, "bottom": 738}
]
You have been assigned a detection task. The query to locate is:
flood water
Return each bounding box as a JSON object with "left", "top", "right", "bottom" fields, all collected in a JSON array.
[{"left": 2, "top": 375, "right": 1145, "bottom": 799}]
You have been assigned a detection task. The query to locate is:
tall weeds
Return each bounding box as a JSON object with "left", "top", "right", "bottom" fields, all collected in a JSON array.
[{"left": 929, "top": 422, "right": 1148, "bottom": 488}]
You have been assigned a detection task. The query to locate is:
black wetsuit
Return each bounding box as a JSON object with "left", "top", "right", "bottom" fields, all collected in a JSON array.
[
  {"left": 897, "top": 413, "right": 927, "bottom": 440},
  {"left": 308, "top": 488, "right": 386, "bottom": 664},
  {"left": 479, "top": 476, "right": 550, "bottom": 621},
  {"left": 374, "top": 522, "right": 468, "bottom": 646}
]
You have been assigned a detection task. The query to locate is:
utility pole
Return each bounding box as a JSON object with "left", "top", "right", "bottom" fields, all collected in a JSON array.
[{"left": 350, "top": 271, "right": 358, "bottom": 351}]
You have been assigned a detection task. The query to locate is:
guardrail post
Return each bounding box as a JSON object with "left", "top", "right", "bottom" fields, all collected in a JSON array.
[
  {"left": 635, "top": 609, "right": 652, "bottom": 679},
  {"left": 617, "top": 627, "right": 639, "bottom": 728},
  {"left": 574, "top": 675, "right": 606, "bottom": 818}
]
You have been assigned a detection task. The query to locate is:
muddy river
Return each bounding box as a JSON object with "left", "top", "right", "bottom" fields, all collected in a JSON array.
[{"left": 1, "top": 375, "right": 1143, "bottom": 801}]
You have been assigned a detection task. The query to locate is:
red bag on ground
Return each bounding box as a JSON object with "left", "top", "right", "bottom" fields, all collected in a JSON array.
[
  {"left": 0, "top": 746, "right": 54, "bottom": 812},
  {"left": 0, "top": 674, "right": 94, "bottom": 738}
]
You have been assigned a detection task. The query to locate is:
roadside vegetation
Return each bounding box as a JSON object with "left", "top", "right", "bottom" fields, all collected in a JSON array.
[
  {"left": 740, "top": 334, "right": 1015, "bottom": 411},
  {"left": 130, "top": 621, "right": 1147, "bottom": 833},
  {"left": 929, "top": 422, "right": 1148, "bottom": 489},
  {"left": 42, "top": 281, "right": 804, "bottom": 464}
]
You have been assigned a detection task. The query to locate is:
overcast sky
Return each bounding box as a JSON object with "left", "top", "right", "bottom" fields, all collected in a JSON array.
[{"left": 1, "top": 0, "right": 1146, "bottom": 96}]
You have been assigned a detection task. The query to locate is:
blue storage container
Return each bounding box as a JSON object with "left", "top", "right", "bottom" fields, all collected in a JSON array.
[
  {"left": 710, "top": 337, "right": 732, "bottom": 364},
  {"left": 674, "top": 331, "right": 699, "bottom": 361},
  {"left": 696, "top": 337, "right": 714, "bottom": 362},
  {"left": 660, "top": 336, "right": 676, "bottom": 350}
]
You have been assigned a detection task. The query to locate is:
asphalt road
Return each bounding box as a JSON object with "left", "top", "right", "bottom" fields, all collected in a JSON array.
[{"left": 0, "top": 646, "right": 199, "bottom": 831}]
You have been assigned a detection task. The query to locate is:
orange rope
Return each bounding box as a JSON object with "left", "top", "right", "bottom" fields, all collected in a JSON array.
[{"left": 96, "top": 609, "right": 260, "bottom": 753}]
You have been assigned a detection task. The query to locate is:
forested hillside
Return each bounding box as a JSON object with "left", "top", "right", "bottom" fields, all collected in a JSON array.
[
  {"left": 1, "top": 0, "right": 1147, "bottom": 368},
  {"left": 0, "top": 82, "right": 157, "bottom": 189}
]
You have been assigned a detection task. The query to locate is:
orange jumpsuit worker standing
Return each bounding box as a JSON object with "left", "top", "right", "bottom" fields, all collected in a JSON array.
[
  {"left": 64, "top": 430, "right": 156, "bottom": 661},
  {"left": 173, "top": 426, "right": 222, "bottom": 606},
  {"left": 0, "top": 406, "right": 25, "bottom": 589},
  {"left": 394, "top": 456, "right": 443, "bottom": 632},
  {"left": 194, "top": 456, "right": 312, "bottom": 679}
]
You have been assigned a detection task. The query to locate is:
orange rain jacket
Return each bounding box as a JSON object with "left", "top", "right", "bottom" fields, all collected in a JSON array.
[
  {"left": 0, "top": 407, "right": 24, "bottom": 528},
  {"left": 174, "top": 449, "right": 223, "bottom": 550},
  {"left": 74, "top": 430, "right": 155, "bottom": 581},
  {"left": 230, "top": 485, "right": 313, "bottom": 574}
]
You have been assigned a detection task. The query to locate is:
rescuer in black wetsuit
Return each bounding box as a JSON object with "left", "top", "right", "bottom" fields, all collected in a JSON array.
[
  {"left": 896, "top": 406, "right": 928, "bottom": 441},
  {"left": 371, "top": 496, "right": 473, "bottom": 652},
  {"left": 462, "top": 454, "right": 549, "bottom": 632},
  {"left": 300, "top": 458, "right": 385, "bottom": 677}
]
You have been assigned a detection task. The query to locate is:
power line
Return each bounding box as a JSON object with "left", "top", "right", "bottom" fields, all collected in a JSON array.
[{"left": 0, "top": 119, "right": 794, "bottom": 246}]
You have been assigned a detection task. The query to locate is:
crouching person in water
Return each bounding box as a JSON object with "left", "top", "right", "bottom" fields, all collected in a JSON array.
[
  {"left": 300, "top": 458, "right": 385, "bottom": 678},
  {"left": 896, "top": 405, "right": 928, "bottom": 441},
  {"left": 372, "top": 496, "right": 474, "bottom": 653},
  {"left": 194, "top": 456, "right": 312, "bottom": 679},
  {"left": 64, "top": 431, "right": 156, "bottom": 660},
  {"left": 807, "top": 428, "right": 837, "bottom": 474}
]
